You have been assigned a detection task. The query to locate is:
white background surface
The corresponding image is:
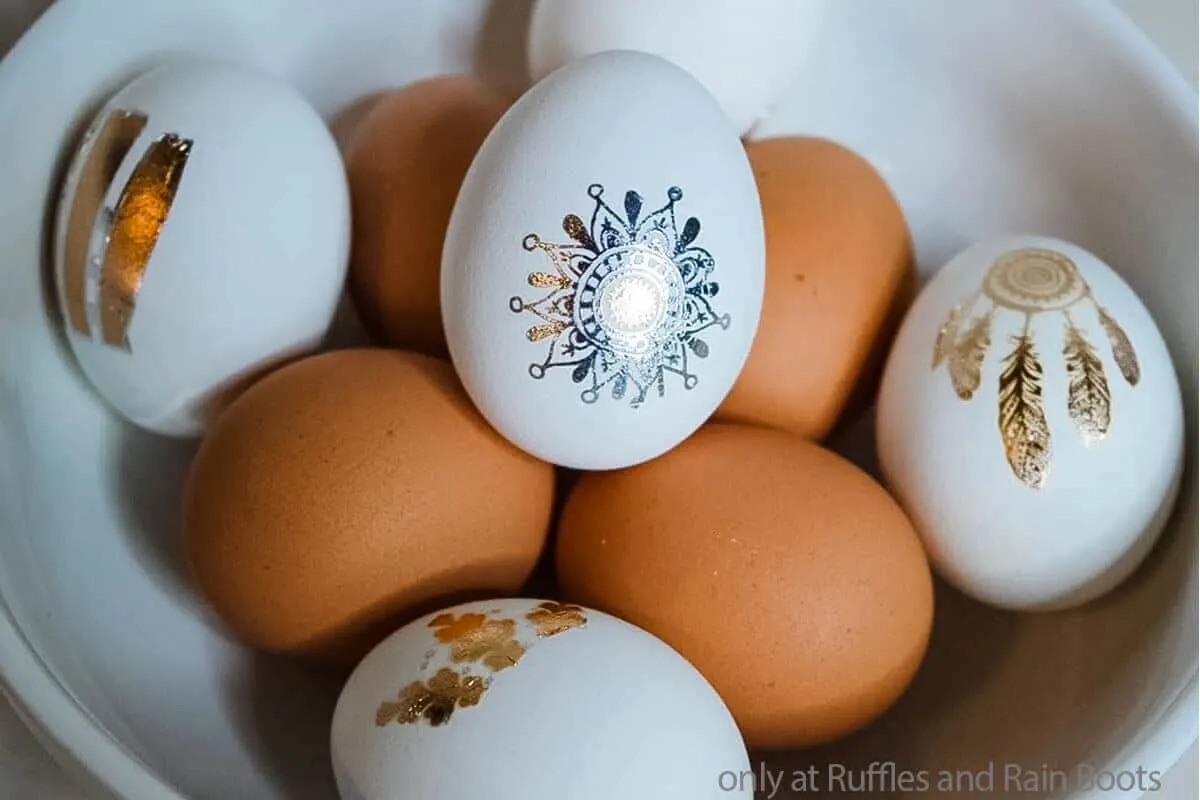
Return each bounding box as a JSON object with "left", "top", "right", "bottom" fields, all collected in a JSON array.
[{"left": 0, "top": 0, "right": 1195, "bottom": 797}]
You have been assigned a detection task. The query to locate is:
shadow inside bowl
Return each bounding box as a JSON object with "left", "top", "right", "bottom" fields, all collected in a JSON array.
[
  {"left": 226, "top": 653, "right": 347, "bottom": 800},
  {"left": 111, "top": 423, "right": 199, "bottom": 604}
]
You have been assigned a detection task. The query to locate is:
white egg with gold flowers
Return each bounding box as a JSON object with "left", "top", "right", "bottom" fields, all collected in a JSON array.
[
  {"left": 53, "top": 59, "right": 349, "bottom": 437},
  {"left": 877, "top": 236, "right": 1184, "bottom": 611},
  {"left": 330, "top": 598, "right": 751, "bottom": 800}
]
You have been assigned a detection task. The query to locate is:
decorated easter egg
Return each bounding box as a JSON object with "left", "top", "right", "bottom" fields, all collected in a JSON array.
[
  {"left": 53, "top": 59, "right": 349, "bottom": 437},
  {"left": 330, "top": 598, "right": 751, "bottom": 799},
  {"left": 877, "top": 237, "right": 1184, "bottom": 610},
  {"left": 441, "top": 51, "right": 764, "bottom": 470}
]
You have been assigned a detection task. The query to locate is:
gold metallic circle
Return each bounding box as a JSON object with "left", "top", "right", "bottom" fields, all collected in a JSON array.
[{"left": 983, "top": 248, "right": 1085, "bottom": 312}]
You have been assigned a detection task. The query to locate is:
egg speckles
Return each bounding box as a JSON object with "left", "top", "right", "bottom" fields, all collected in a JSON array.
[
  {"left": 183, "top": 350, "right": 554, "bottom": 663},
  {"left": 716, "top": 136, "right": 913, "bottom": 440},
  {"left": 347, "top": 76, "right": 513, "bottom": 357},
  {"left": 557, "top": 425, "right": 934, "bottom": 748}
]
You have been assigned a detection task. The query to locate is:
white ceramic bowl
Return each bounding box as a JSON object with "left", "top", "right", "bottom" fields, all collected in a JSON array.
[{"left": 0, "top": 1, "right": 1194, "bottom": 799}]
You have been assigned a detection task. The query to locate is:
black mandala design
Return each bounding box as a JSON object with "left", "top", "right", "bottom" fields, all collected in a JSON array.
[{"left": 510, "top": 183, "right": 729, "bottom": 406}]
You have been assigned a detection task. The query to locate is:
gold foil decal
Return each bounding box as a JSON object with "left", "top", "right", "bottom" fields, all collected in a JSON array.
[
  {"left": 1063, "top": 317, "right": 1111, "bottom": 445},
  {"left": 377, "top": 602, "right": 590, "bottom": 729},
  {"left": 62, "top": 110, "right": 148, "bottom": 336},
  {"left": 933, "top": 248, "right": 1140, "bottom": 489},
  {"left": 932, "top": 301, "right": 964, "bottom": 369},
  {"left": 98, "top": 132, "right": 192, "bottom": 349},
  {"left": 984, "top": 249, "right": 1085, "bottom": 311},
  {"left": 526, "top": 321, "right": 567, "bottom": 342},
  {"left": 528, "top": 271, "right": 572, "bottom": 289},
  {"left": 998, "top": 330, "right": 1051, "bottom": 489},
  {"left": 429, "top": 613, "right": 526, "bottom": 672},
  {"left": 562, "top": 213, "right": 596, "bottom": 250},
  {"left": 1097, "top": 304, "right": 1140, "bottom": 386},
  {"left": 375, "top": 668, "right": 487, "bottom": 728},
  {"left": 948, "top": 311, "right": 993, "bottom": 401},
  {"left": 526, "top": 602, "right": 587, "bottom": 637}
]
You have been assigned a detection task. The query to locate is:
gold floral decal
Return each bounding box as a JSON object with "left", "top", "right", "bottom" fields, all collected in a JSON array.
[
  {"left": 375, "top": 668, "right": 486, "bottom": 728},
  {"left": 526, "top": 602, "right": 587, "bottom": 637},
  {"left": 375, "top": 604, "right": 589, "bottom": 728},
  {"left": 933, "top": 248, "right": 1139, "bottom": 489},
  {"left": 429, "top": 613, "right": 526, "bottom": 672}
]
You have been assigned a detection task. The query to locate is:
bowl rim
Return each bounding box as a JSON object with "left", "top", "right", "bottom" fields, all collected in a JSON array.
[{"left": 0, "top": 1, "right": 1194, "bottom": 798}]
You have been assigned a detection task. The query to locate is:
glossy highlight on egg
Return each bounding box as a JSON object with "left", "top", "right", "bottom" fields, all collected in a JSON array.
[{"left": 510, "top": 183, "right": 729, "bottom": 407}]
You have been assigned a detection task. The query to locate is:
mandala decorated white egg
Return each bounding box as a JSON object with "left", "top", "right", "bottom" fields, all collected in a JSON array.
[
  {"left": 877, "top": 236, "right": 1184, "bottom": 610},
  {"left": 441, "top": 51, "right": 764, "bottom": 470},
  {"left": 330, "top": 599, "right": 751, "bottom": 800},
  {"left": 53, "top": 59, "right": 350, "bottom": 437}
]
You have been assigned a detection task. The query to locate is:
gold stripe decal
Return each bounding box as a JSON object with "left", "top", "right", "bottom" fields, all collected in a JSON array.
[
  {"left": 62, "top": 110, "right": 148, "bottom": 336},
  {"left": 97, "top": 132, "right": 192, "bottom": 350}
]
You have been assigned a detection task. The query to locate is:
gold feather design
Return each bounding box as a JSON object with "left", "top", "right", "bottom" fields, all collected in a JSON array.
[
  {"left": 1063, "top": 321, "right": 1111, "bottom": 445},
  {"left": 932, "top": 303, "right": 963, "bottom": 368},
  {"left": 948, "top": 311, "right": 993, "bottom": 400},
  {"left": 998, "top": 334, "right": 1051, "bottom": 489},
  {"left": 1097, "top": 305, "right": 1140, "bottom": 386}
]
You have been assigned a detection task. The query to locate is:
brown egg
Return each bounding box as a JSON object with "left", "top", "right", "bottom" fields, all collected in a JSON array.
[
  {"left": 716, "top": 136, "right": 913, "bottom": 440},
  {"left": 556, "top": 424, "right": 933, "bottom": 749},
  {"left": 346, "top": 76, "right": 512, "bottom": 356},
  {"left": 183, "top": 349, "right": 554, "bottom": 663}
]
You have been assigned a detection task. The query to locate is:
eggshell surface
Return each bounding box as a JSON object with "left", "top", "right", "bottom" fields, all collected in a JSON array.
[
  {"left": 716, "top": 137, "right": 913, "bottom": 440},
  {"left": 53, "top": 59, "right": 350, "bottom": 437},
  {"left": 331, "top": 598, "right": 751, "bottom": 800},
  {"left": 183, "top": 350, "right": 555, "bottom": 663},
  {"left": 877, "top": 236, "right": 1184, "bottom": 610},
  {"left": 347, "top": 76, "right": 512, "bottom": 357},
  {"left": 556, "top": 424, "right": 934, "bottom": 748},
  {"left": 442, "top": 51, "right": 765, "bottom": 470},
  {"left": 527, "top": 0, "right": 825, "bottom": 134}
]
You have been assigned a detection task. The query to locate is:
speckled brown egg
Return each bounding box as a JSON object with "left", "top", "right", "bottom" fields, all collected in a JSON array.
[
  {"left": 556, "top": 424, "right": 933, "bottom": 749},
  {"left": 183, "top": 349, "right": 554, "bottom": 663},
  {"left": 347, "top": 76, "right": 512, "bottom": 356},
  {"left": 716, "top": 136, "right": 913, "bottom": 440}
]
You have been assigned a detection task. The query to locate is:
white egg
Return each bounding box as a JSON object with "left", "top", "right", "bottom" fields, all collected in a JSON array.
[
  {"left": 53, "top": 59, "right": 349, "bottom": 437},
  {"left": 527, "top": 0, "right": 825, "bottom": 134},
  {"left": 331, "top": 598, "right": 751, "bottom": 800},
  {"left": 442, "top": 50, "right": 764, "bottom": 470},
  {"left": 877, "top": 237, "right": 1184, "bottom": 611}
]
